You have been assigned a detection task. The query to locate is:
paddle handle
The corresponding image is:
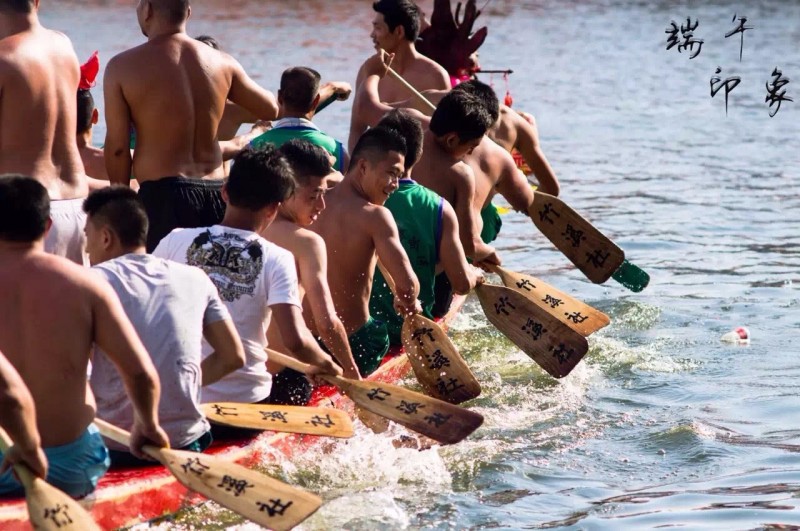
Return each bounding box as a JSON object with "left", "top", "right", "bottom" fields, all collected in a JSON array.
[
  {"left": 386, "top": 65, "right": 436, "bottom": 112},
  {"left": 0, "top": 427, "right": 36, "bottom": 487},
  {"left": 314, "top": 94, "right": 337, "bottom": 114},
  {"left": 93, "top": 419, "right": 165, "bottom": 462},
  {"left": 266, "top": 349, "right": 342, "bottom": 388}
]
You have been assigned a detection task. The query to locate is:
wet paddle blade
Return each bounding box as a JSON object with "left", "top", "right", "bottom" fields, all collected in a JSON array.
[
  {"left": 265, "top": 351, "right": 484, "bottom": 445},
  {"left": 94, "top": 420, "right": 322, "bottom": 531},
  {"left": 401, "top": 314, "right": 481, "bottom": 404},
  {"left": 0, "top": 428, "right": 101, "bottom": 531},
  {"left": 490, "top": 265, "right": 610, "bottom": 336},
  {"left": 475, "top": 284, "right": 589, "bottom": 378},
  {"left": 611, "top": 259, "right": 650, "bottom": 292},
  {"left": 328, "top": 376, "right": 484, "bottom": 445},
  {"left": 202, "top": 403, "right": 354, "bottom": 438},
  {"left": 529, "top": 192, "right": 625, "bottom": 284}
]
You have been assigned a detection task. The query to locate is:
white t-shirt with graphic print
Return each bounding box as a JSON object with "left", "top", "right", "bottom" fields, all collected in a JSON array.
[{"left": 154, "top": 225, "right": 301, "bottom": 403}]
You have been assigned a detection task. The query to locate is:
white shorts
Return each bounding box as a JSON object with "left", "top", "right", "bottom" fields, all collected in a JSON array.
[{"left": 44, "top": 197, "right": 88, "bottom": 266}]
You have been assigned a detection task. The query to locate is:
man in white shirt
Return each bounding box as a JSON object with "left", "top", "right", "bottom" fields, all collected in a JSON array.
[
  {"left": 84, "top": 186, "right": 245, "bottom": 466},
  {"left": 154, "top": 145, "right": 341, "bottom": 410}
]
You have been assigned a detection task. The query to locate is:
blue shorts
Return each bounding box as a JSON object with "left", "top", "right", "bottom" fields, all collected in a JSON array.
[{"left": 0, "top": 424, "right": 110, "bottom": 498}]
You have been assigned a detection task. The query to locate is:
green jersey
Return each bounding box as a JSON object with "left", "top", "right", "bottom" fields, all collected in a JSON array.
[
  {"left": 250, "top": 118, "right": 345, "bottom": 171},
  {"left": 369, "top": 179, "right": 443, "bottom": 345}
]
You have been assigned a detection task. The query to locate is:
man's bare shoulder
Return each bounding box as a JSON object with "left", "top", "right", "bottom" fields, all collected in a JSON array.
[
  {"left": 291, "top": 227, "right": 326, "bottom": 259},
  {"left": 413, "top": 53, "right": 449, "bottom": 77},
  {"left": 21, "top": 253, "right": 107, "bottom": 296}
]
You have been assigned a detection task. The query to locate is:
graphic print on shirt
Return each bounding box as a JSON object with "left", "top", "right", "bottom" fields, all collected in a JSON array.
[{"left": 186, "top": 230, "right": 263, "bottom": 302}]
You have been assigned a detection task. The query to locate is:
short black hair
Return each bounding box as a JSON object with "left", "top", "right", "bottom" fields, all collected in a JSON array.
[
  {"left": 279, "top": 67, "right": 321, "bottom": 114},
  {"left": 373, "top": 0, "right": 421, "bottom": 42},
  {"left": 77, "top": 89, "right": 95, "bottom": 134},
  {"left": 227, "top": 145, "right": 296, "bottom": 211},
  {"left": 377, "top": 109, "right": 423, "bottom": 171},
  {"left": 452, "top": 80, "right": 500, "bottom": 124},
  {"left": 349, "top": 126, "right": 406, "bottom": 173},
  {"left": 82, "top": 186, "right": 148, "bottom": 248},
  {"left": 0, "top": 0, "right": 34, "bottom": 13},
  {"left": 0, "top": 175, "right": 50, "bottom": 242},
  {"left": 195, "top": 35, "right": 220, "bottom": 50},
  {"left": 429, "top": 91, "right": 493, "bottom": 143},
  {"left": 278, "top": 139, "right": 332, "bottom": 187},
  {"left": 152, "top": 0, "right": 190, "bottom": 25}
]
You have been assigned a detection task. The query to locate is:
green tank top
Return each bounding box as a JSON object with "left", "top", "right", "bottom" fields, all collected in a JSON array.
[
  {"left": 250, "top": 124, "right": 344, "bottom": 171},
  {"left": 369, "top": 179, "right": 443, "bottom": 345}
]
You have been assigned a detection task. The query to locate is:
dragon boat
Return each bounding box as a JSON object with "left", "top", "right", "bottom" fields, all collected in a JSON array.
[{"left": 0, "top": 296, "right": 466, "bottom": 530}]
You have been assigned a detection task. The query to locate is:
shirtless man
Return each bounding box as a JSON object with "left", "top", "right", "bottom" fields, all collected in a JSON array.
[
  {"left": 0, "top": 351, "right": 47, "bottom": 482},
  {"left": 0, "top": 0, "right": 91, "bottom": 265},
  {"left": 312, "top": 127, "right": 421, "bottom": 376},
  {"left": 261, "top": 140, "right": 360, "bottom": 405},
  {"left": 104, "top": 0, "right": 280, "bottom": 251},
  {"left": 153, "top": 146, "right": 341, "bottom": 411},
  {"left": 349, "top": 0, "right": 450, "bottom": 152},
  {"left": 84, "top": 186, "right": 245, "bottom": 465},
  {"left": 369, "top": 110, "right": 483, "bottom": 345},
  {"left": 0, "top": 175, "right": 167, "bottom": 497}
]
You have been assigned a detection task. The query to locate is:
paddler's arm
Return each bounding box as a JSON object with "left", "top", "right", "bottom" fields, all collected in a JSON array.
[
  {"left": 494, "top": 144, "right": 536, "bottom": 213},
  {"left": 0, "top": 352, "right": 47, "bottom": 479},
  {"left": 371, "top": 207, "right": 421, "bottom": 317},
  {"left": 298, "top": 235, "right": 361, "bottom": 380},
  {"left": 227, "top": 57, "right": 278, "bottom": 121},
  {"left": 387, "top": 89, "right": 447, "bottom": 116},
  {"left": 349, "top": 51, "right": 397, "bottom": 152},
  {"left": 509, "top": 109, "right": 560, "bottom": 196},
  {"left": 452, "top": 163, "right": 500, "bottom": 266},
  {"left": 103, "top": 56, "right": 133, "bottom": 187},
  {"left": 91, "top": 279, "right": 169, "bottom": 458},
  {"left": 219, "top": 120, "right": 271, "bottom": 161},
  {"left": 270, "top": 304, "right": 343, "bottom": 377},
  {"left": 437, "top": 199, "right": 484, "bottom": 294},
  {"left": 201, "top": 318, "right": 245, "bottom": 387},
  {"left": 317, "top": 81, "right": 352, "bottom": 105}
]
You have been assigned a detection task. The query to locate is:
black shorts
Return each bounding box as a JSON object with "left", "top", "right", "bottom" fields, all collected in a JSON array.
[
  {"left": 264, "top": 368, "right": 312, "bottom": 406},
  {"left": 432, "top": 272, "right": 453, "bottom": 318},
  {"left": 139, "top": 177, "right": 226, "bottom": 252}
]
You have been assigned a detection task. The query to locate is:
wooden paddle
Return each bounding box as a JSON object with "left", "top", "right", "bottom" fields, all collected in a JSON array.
[
  {"left": 266, "top": 350, "right": 484, "bottom": 445},
  {"left": 0, "top": 427, "right": 101, "bottom": 531},
  {"left": 93, "top": 419, "right": 321, "bottom": 531},
  {"left": 487, "top": 264, "right": 610, "bottom": 336},
  {"left": 474, "top": 283, "right": 589, "bottom": 378},
  {"left": 202, "top": 402, "right": 354, "bottom": 438},
  {"left": 377, "top": 261, "right": 481, "bottom": 405},
  {"left": 401, "top": 313, "right": 481, "bottom": 404},
  {"left": 529, "top": 192, "right": 650, "bottom": 291}
]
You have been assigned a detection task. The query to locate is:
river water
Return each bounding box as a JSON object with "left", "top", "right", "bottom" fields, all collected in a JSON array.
[{"left": 40, "top": 0, "right": 800, "bottom": 529}]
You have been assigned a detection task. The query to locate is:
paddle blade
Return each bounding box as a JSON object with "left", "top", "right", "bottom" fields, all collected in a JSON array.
[
  {"left": 329, "top": 377, "right": 483, "bottom": 445},
  {"left": 152, "top": 446, "right": 321, "bottom": 531},
  {"left": 611, "top": 259, "right": 650, "bottom": 292},
  {"left": 491, "top": 266, "right": 610, "bottom": 336},
  {"left": 203, "top": 403, "right": 354, "bottom": 438},
  {"left": 476, "top": 284, "right": 589, "bottom": 378},
  {"left": 24, "top": 478, "right": 101, "bottom": 531},
  {"left": 529, "top": 192, "right": 625, "bottom": 284},
  {"left": 401, "top": 314, "right": 481, "bottom": 404}
]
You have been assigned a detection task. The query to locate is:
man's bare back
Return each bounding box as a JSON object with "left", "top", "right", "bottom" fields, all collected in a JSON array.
[
  {"left": 105, "top": 35, "right": 254, "bottom": 183},
  {"left": 0, "top": 24, "right": 87, "bottom": 199},
  {"left": 104, "top": 1, "right": 278, "bottom": 185},
  {"left": 0, "top": 251, "right": 152, "bottom": 447},
  {"left": 311, "top": 183, "right": 384, "bottom": 334}
]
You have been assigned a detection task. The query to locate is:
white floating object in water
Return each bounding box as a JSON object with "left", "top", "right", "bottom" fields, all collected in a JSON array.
[{"left": 721, "top": 326, "right": 750, "bottom": 345}]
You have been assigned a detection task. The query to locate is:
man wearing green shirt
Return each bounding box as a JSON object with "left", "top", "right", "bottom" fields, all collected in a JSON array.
[{"left": 251, "top": 67, "right": 350, "bottom": 172}]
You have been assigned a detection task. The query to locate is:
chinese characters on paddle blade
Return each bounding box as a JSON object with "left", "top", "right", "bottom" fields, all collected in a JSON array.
[{"left": 664, "top": 14, "right": 793, "bottom": 116}]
